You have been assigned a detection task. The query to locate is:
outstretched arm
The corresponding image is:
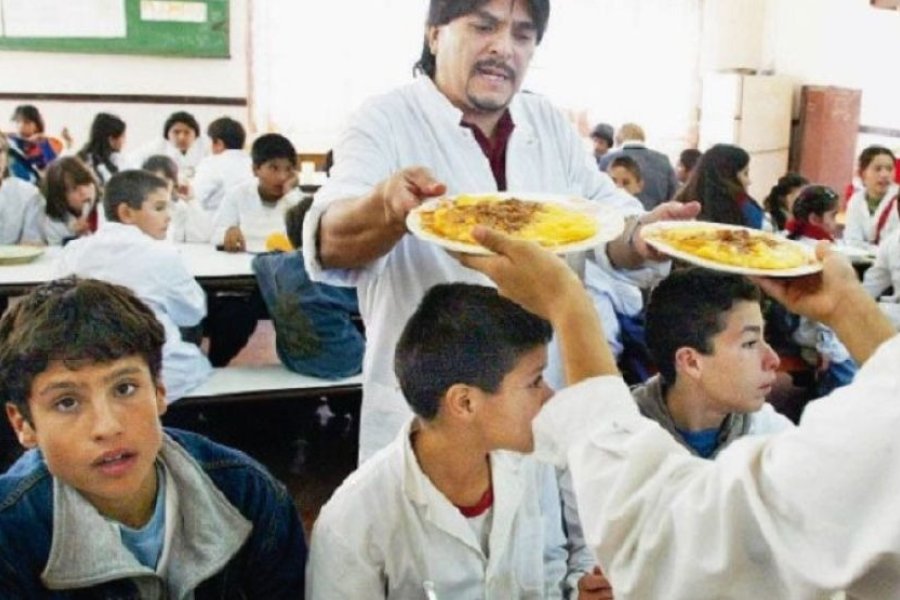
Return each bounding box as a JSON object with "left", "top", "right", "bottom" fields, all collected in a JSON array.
[{"left": 459, "top": 227, "right": 617, "bottom": 385}]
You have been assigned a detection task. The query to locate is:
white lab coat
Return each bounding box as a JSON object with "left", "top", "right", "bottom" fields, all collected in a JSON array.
[
  {"left": 211, "top": 179, "right": 300, "bottom": 249},
  {"left": 55, "top": 222, "right": 212, "bottom": 401},
  {"left": 168, "top": 197, "right": 213, "bottom": 243},
  {"left": 303, "top": 75, "right": 661, "bottom": 461},
  {"left": 306, "top": 419, "right": 570, "bottom": 599},
  {"left": 0, "top": 176, "right": 43, "bottom": 244},
  {"left": 863, "top": 228, "right": 900, "bottom": 300},
  {"left": 124, "top": 137, "right": 209, "bottom": 177},
  {"left": 844, "top": 184, "right": 900, "bottom": 244},
  {"left": 191, "top": 149, "right": 255, "bottom": 212},
  {"left": 532, "top": 333, "right": 900, "bottom": 599}
]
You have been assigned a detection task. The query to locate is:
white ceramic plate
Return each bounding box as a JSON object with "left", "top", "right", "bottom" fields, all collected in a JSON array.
[
  {"left": 406, "top": 193, "right": 625, "bottom": 255},
  {"left": 641, "top": 221, "right": 823, "bottom": 277},
  {"left": 0, "top": 245, "right": 45, "bottom": 265}
]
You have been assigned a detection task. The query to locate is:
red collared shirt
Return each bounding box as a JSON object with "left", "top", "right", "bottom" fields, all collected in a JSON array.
[{"left": 461, "top": 110, "right": 515, "bottom": 191}]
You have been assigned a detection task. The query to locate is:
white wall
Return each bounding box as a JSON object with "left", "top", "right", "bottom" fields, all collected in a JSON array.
[{"left": 0, "top": 0, "right": 249, "bottom": 153}]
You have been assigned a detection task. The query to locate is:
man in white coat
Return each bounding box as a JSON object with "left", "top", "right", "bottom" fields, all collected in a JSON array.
[
  {"left": 303, "top": 0, "right": 699, "bottom": 463},
  {"left": 462, "top": 228, "right": 900, "bottom": 599},
  {"left": 307, "top": 282, "right": 609, "bottom": 599}
]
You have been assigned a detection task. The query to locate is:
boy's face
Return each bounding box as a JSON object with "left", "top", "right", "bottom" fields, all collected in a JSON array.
[
  {"left": 120, "top": 188, "right": 171, "bottom": 240},
  {"left": 254, "top": 158, "right": 296, "bottom": 199},
  {"left": 608, "top": 165, "right": 644, "bottom": 196},
  {"left": 167, "top": 123, "right": 196, "bottom": 153},
  {"left": 6, "top": 357, "right": 166, "bottom": 523},
  {"left": 690, "top": 301, "right": 780, "bottom": 415},
  {"left": 474, "top": 345, "right": 552, "bottom": 453}
]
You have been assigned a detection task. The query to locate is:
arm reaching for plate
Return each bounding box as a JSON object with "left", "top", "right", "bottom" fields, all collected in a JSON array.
[
  {"left": 606, "top": 200, "right": 701, "bottom": 269},
  {"left": 459, "top": 226, "right": 618, "bottom": 385},
  {"left": 317, "top": 166, "right": 446, "bottom": 269}
]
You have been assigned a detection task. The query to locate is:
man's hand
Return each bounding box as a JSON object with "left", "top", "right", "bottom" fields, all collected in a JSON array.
[
  {"left": 376, "top": 167, "right": 446, "bottom": 231},
  {"left": 753, "top": 242, "right": 895, "bottom": 364},
  {"left": 632, "top": 200, "right": 701, "bottom": 260},
  {"left": 458, "top": 226, "right": 582, "bottom": 322},
  {"left": 223, "top": 226, "right": 246, "bottom": 252},
  {"left": 578, "top": 566, "right": 614, "bottom": 600}
]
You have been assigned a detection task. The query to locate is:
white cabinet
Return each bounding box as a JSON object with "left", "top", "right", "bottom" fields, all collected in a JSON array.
[{"left": 699, "top": 72, "right": 794, "bottom": 201}]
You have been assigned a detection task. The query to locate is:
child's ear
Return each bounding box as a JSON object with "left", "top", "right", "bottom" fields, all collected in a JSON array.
[
  {"left": 426, "top": 25, "right": 440, "bottom": 54},
  {"left": 674, "top": 346, "right": 703, "bottom": 381},
  {"left": 116, "top": 203, "right": 135, "bottom": 224},
  {"left": 5, "top": 403, "right": 37, "bottom": 449},
  {"left": 444, "top": 383, "right": 477, "bottom": 421},
  {"left": 155, "top": 382, "right": 167, "bottom": 417}
]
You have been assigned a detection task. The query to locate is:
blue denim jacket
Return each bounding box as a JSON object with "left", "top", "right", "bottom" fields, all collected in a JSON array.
[
  {"left": 0, "top": 428, "right": 306, "bottom": 598},
  {"left": 252, "top": 251, "right": 364, "bottom": 379}
]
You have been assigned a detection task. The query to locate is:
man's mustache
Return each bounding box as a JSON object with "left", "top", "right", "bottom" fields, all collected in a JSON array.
[{"left": 472, "top": 59, "right": 516, "bottom": 82}]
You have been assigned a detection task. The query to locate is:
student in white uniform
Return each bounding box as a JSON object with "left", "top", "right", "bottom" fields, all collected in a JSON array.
[
  {"left": 307, "top": 283, "right": 606, "bottom": 599},
  {"left": 303, "top": 0, "right": 699, "bottom": 462},
  {"left": 462, "top": 227, "right": 900, "bottom": 599},
  {"left": 844, "top": 145, "right": 899, "bottom": 245},
  {"left": 0, "top": 134, "right": 43, "bottom": 244},
  {"left": 191, "top": 117, "right": 254, "bottom": 212},
  {"left": 127, "top": 111, "right": 208, "bottom": 177},
  {"left": 142, "top": 155, "right": 211, "bottom": 243},
  {"left": 212, "top": 133, "right": 300, "bottom": 252},
  {"left": 39, "top": 156, "right": 98, "bottom": 245},
  {"left": 55, "top": 170, "right": 212, "bottom": 402},
  {"left": 76, "top": 112, "right": 126, "bottom": 187},
  {"left": 862, "top": 198, "right": 900, "bottom": 328}
]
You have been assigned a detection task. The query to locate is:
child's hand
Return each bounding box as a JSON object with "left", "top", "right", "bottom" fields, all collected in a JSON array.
[
  {"left": 60, "top": 127, "right": 73, "bottom": 148},
  {"left": 283, "top": 171, "right": 300, "bottom": 196},
  {"left": 72, "top": 217, "right": 92, "bottom": 236},
  {"left": 176, "top": 180, "right": 193, "bottom": 202},
  {"left": 224, "top": 227, "right": 246, "bottom": 252}
]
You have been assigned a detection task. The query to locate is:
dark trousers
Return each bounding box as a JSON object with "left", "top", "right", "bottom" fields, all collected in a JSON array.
[{"left": 205, "top": 289, "right": 267, "bottom": 367}]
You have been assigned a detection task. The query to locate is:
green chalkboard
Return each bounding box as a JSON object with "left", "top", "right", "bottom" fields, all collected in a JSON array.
[{"left": 0, "top": 0, "right": 229, "bottom": 58}]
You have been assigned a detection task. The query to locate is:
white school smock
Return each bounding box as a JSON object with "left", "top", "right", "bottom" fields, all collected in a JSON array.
[
  {"left": 532, "top": 333, "right": 900, "bottom": 599},
  {"left": 124, "top": 138, "right": 209, "bottom": 177},
  {"left": 55, "top": 222, "right": 212, "bottom": 401},
  {"left": 303, "top": 75, "right": 658, "bottom": 462},
  {"left": 191, "top": 149, "right": 255, "bottom": 212},
  {"left": 0, "top": 176, "right": 43, "bottom": 244},
  {"left": 306, "top": 419, "right": 569, "bottom": 599},
  {"left": 211, "top": 179, "right": 301, "bottom": 248},
  {"left": 863, "top": 228, "right": 900, "bottom": 300},
  {"left": 844, "top": 184, "right": 900, "bottom": 244}
]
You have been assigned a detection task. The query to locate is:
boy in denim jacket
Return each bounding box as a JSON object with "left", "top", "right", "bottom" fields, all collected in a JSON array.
[{"left": 0, "top": 278, "right": 306, "bottom": 597}]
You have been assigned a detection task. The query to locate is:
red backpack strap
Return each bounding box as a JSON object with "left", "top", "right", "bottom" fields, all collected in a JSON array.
[{"left": 875, "top": 195, "right": 897, "bottom": 244}]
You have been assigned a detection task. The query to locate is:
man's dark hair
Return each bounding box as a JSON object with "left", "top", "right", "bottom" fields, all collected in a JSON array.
[
  {"left": 251, "top": 133, "right": 297, "bottom": 168},
  {"left": 104, "top": 169, "right": 168, "bottom": 221},
  {"left": 395, "top": 283, "right": 551, "bottom": 420},
  {"left": 414, "top": 0, "right": 550, "bottom": 78},
  {"left": 12, "top": 105, "right": 44, "bottom": 133},
  {"left": 646, "top": 268, "right": 761, "bottom": 385},
  {"left": 207, "top": 117, "right": 246, "bottom": 150},
  {"left": 284, "top": 197, "right": 315, "bottom": 249},
  {"left": 163, "top": 110, "right": 200, "bottom": 139},
  {"left": 590, "top": 123, "right": 614, "bottom": 147},
  {"left": 0, "top": 277, "right": 165, "bottom": 424}
]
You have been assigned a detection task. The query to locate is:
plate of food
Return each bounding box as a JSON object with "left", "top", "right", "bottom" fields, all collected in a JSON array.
[
  {"left": 0, "top": 245, "right": 45, "bottom": 266},
  {"left": 406, "top": 193, "right": 624, "bottom": 255},
  {"left": 641, "top": 221, "right": 822, "bottom": 277}
]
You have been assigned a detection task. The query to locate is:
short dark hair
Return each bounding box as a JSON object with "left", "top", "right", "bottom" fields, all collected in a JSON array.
[
  {"left": 12, "top": 105, "right": 44, "bottom": 133},
  {"left": 414, "top": 0, "right": 550, "bottom": 78},
  {"left": 609, "top": 155, "right": 643, "bottom": 181},
  {"left": 284, "top": 197, "right": 315, "bottom": 249},
  {"left": 0, "top": 277, "right": 165, "bottom": 423},
  {"left": 646, "top": 268, "right": 761, "bottom": 385},
  {"left": 163, "top": 111, "right": 200, "bottom": 139},
  {"left": 141, "top": 154, "right": 178, "bottom": 184},
  {"left": 590, "top": 123, "right": 614, "bottom": 147},
  {"left": 251, "top": 133, "right": 297, "bottom": 168},
  {"left": 207, "top": 117, "right": 246, "bottom": 150},
  {"left": 394, "top": 283, "right": 551, "bottom": 420},
  {"left": 679, "top": 148, "right": 702, "bottom": 172},
  {"left": 41, "top": 157, "right": 98, "bottom": 221},
  {"left": 104, "top": 170, "right": 168, "bottom": 221}
]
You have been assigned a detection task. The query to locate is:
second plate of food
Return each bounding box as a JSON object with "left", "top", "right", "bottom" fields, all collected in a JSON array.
[
  {"left": 406, "top": 192, "right": 625, "bottom": 255},
  {"left": 641, "top": 221, "right": 822, "bottom": 277}
]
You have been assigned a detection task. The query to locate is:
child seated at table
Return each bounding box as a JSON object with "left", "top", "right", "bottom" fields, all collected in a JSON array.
[
  {"left": 142, "top": 154, "right": 211, "bottom": 243},
  {"left": 191, "top": 117, "right": 254, "bottom": 212},
  {"left": 39, "top": 156, "right": 98, "bottom": 245},
  {"left": 0, "top": 133, "right": 43, "bottom": 245},
  {"left": 55, "top": 169, "right": 212, "bottom": 401},
  {"left": 607, "top": 154, "right": 644, "bottom": 198},
  {"left": 251, "top": 200, "right": 364, "bottom": 379},
  {"left": 307, "top": 283, "right": 603, "bottom": 599},
  {"left": 212, "top": 133, "right": 301, "bottom": 253},
  {"left": 0, "top": 277, "right": 306, "bottom": 597}
]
